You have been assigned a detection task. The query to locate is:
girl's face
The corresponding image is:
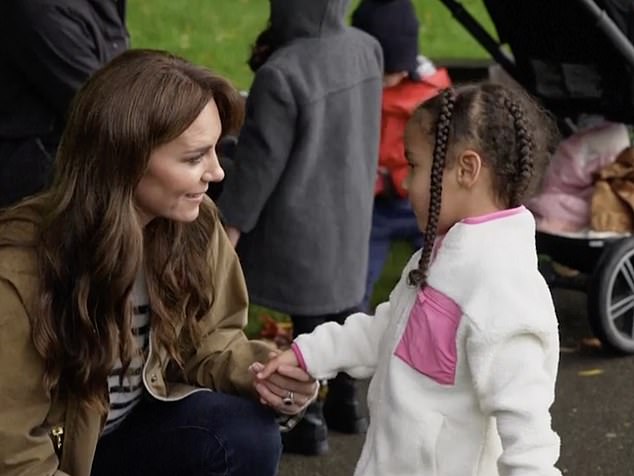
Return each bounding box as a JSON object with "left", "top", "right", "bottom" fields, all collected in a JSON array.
[
  {"left": 404, "top": 117, "right": 463, "bottom": 236},
  {"left": 135, "top": 100, "right": 224, "bottom": 226}
]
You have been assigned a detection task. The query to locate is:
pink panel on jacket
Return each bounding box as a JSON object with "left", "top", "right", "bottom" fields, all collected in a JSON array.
[{"left": 394, "top": 286, "right": 462, "bottom": 385}]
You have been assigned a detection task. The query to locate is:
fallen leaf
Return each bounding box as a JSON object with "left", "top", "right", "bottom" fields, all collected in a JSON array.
[
  {"left": 579, "top": 337, "right": 603, "bottom": 350},
  {"left": 258, "top": 315, "right": 293, "bottom": 349},
  {"left": 577, "top": 369, "right": 604, "bottom": 377},
  {"left": 560, "top": 346, "right": 577, "bottom": 353}
]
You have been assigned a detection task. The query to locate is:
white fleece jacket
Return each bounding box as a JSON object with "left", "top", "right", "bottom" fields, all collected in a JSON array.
[{"left": 294, "top": 207, "right": 562, "bottom": 476}]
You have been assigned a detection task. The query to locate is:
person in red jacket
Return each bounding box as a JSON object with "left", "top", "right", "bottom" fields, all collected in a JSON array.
[{"left": 352, "top": 0, "right": 452, "bottom": 311}]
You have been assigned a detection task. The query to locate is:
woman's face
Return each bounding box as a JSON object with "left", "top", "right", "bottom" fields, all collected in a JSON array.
[{"left": 135, "top": 100, "right": 224, "bottom": 225}]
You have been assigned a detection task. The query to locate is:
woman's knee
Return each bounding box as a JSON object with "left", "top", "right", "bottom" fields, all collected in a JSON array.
[
  {"left": 223, "top": 399, "right": 282, "bottom": 474},
  {"left": 190, "top": 392, "right": 281, "bottom": 476}
]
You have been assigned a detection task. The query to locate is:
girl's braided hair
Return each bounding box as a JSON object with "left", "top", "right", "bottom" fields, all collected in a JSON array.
[
  {"left": 408, "top": 88, "right": 455, "bottom": 286},
  {"left": 408, "top": 82, "right": 557, "bottom": 288}
]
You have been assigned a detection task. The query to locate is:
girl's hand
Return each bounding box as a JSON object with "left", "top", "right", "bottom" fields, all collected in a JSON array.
[
  {"left": 256, "top": 349, "right": 299, "bottom": 379},
  {"left": 250, "top": 351, "right": 318, "bottom": 415}
]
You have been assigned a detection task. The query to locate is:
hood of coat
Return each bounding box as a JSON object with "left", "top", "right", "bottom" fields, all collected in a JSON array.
[{"left": 270, "top": 0, "right": 350, "bottom": 42}]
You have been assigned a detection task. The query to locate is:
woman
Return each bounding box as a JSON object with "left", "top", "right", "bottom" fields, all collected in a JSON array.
[{"left": 0, "top": 49, "right": 316, "bottom": 476}]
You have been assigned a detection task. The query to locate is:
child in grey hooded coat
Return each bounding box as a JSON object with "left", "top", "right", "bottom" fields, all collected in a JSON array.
[{"left": 217, "top": 0, "right": 383, "bottom": 456}]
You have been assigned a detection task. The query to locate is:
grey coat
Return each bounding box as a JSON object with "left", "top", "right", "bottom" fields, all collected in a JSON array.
[{"left": 217, "top": 0, "right": 383, "bottom": 316}]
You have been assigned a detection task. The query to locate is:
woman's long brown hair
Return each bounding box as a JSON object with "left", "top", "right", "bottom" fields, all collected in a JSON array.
[{"left": 0, "top": 49, "right": 244, "bottom": 410}]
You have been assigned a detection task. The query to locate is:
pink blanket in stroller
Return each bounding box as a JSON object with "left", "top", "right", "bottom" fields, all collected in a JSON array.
[{"left": 527, "top": 121, "right": 630, "bottom": 233}]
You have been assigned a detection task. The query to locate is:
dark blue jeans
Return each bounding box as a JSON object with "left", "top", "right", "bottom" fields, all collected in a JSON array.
[
  {"left": 362, "top": 198, "right": 423, "bottom": 311},
  {"left": 91, "top": 391, "right": 282, "bottom": 476}
]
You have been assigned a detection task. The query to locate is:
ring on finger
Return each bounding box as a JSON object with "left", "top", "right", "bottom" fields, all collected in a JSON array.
[{"left": 282, "top": 391, "right": 295, "bottom": 406}]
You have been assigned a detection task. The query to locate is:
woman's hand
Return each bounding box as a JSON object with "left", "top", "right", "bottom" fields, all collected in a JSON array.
[{"left": 250, "top": 351, "right": 318, "bottom": 415}]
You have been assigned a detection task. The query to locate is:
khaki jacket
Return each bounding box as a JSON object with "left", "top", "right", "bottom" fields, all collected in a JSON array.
[{"left": 0, "top": 211, "right": 274, "bottom": 476}]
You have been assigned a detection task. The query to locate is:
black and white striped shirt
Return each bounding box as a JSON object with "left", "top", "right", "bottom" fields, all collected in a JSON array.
[{"left": 102, "top": 272, "right": 150, "bottom": 435}]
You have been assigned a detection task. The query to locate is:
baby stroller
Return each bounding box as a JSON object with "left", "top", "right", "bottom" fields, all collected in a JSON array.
[{"left": 438, "top": 0, "right": 634, "bottom": 353}]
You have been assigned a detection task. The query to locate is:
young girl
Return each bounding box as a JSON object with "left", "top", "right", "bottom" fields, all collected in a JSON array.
[{"left": 253, "top": 82, "right": 563, "bottom": 475}]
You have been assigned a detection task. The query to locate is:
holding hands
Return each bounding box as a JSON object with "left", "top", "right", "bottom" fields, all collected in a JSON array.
[{"left": 250, "top": 350, "right": 317, "bottom": 415}]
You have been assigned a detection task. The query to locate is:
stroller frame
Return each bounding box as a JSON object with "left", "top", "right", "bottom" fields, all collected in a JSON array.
[{"left": 437, "top": 0, "right": 634, "bottom": 353}]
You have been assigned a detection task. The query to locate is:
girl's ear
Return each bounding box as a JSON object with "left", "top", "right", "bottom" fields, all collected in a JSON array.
[{"left": 455, "top": 149, "right": 482, "bottom": 188}]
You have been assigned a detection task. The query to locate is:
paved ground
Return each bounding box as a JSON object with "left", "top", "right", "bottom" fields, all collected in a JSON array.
[{"left": 278, "top": 287, "right": 634, "bottom": 476}]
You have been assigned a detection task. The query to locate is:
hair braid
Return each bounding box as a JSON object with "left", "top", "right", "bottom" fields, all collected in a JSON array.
[
  {"left": 503, "top": 96, "right": 534, "bottom": 206},
  {"left": 408, "top": 88, "right": 455, "bottom": 288}
]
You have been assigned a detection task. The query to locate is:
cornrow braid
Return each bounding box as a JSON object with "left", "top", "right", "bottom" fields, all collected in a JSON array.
[
  {"left": 408, "top": 88, "right": 456, "bottom": 288},
  {"left": 503, "top": 96, "right": 534, "bottom": 207}
]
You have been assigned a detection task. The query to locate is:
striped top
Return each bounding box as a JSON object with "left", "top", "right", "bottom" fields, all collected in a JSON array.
[{"left": 102, "top": 272, "right": 150, "bottom": 435}]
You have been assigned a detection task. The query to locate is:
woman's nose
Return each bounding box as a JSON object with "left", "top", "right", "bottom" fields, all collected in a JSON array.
[{"left": 202, "top": 153, "right": 225, "bottom": 183}]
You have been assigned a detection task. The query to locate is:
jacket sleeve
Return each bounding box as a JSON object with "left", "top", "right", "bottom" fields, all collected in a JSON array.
[
  {"left": 466, "top": 329, "right": 562, "bottom": 476},
  {"left": 0, "top": 278, "right": 68, "bottom": 476},
  {"left": 3, "top": 2, "right": 110, "bottom": 117},
  {"left": 293, "top": 250, "right": 421, "bottom": 380},
  {"left": 216, "top": 64, "right": 297, "bottom": 233},
  {"left": 182, "top": 223, "right": 274, "bottom": 398},
  {"left": 294, "top": 301, "right": 391, "bottom": 380}
]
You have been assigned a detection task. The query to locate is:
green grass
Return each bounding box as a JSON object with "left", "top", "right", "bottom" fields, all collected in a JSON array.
[
  {"left": 127, "top": 0, "right": 495, "bottom": 90},
  {"left": 126, "top": 0, "right": 494, "bottom": 336}
]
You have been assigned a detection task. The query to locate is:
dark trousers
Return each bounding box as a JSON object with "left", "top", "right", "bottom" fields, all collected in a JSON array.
[
  {"left": 289, "top": 308, "right": 358, "bottom": 394},
  {"left": 91, "top": 391, "right": 282, "bottom": 476},
  {"left": 0, "top": 138, "right": 55, "bottom": 207},
  {"left": 289, "top": 309, "right": 365, "bottom": 435},
  {"left": 290, "top": 308, "right": 356, "bottom": 338},
  {"left": 362, "top": 198, "right": 423, "bottom": 311}
]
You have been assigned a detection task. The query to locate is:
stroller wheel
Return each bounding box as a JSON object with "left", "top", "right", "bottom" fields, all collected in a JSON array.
[{"left": 588, "top": 237, "right": 634, "bottom": 354}]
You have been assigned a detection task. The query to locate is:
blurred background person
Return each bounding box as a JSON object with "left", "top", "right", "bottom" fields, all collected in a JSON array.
[
  {"left": 351, "top": 0, "right": 452, "bottom": 312},
  {"left": 217, "top": 0, "right": 383, "bottom": 456},
  {"left": 0, "top": 0, "right": 129, "bottom": 207}
]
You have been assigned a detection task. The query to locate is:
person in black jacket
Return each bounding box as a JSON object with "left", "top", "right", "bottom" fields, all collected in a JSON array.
[{"left": 0, "top": 0, "right": 129, "bottom": 207}]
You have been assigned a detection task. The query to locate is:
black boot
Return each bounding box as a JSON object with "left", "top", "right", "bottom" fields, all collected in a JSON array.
[
  {"left": 323, "top": 373, "right": 368, "bottom": 434},
  {"left": 281, "top": 400, "right": 329, "bottom": 456}
]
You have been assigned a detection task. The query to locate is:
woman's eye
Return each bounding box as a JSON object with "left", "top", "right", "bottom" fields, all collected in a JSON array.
[{"left": 186, "top": 153, "right": 205, "bottom": 164}]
